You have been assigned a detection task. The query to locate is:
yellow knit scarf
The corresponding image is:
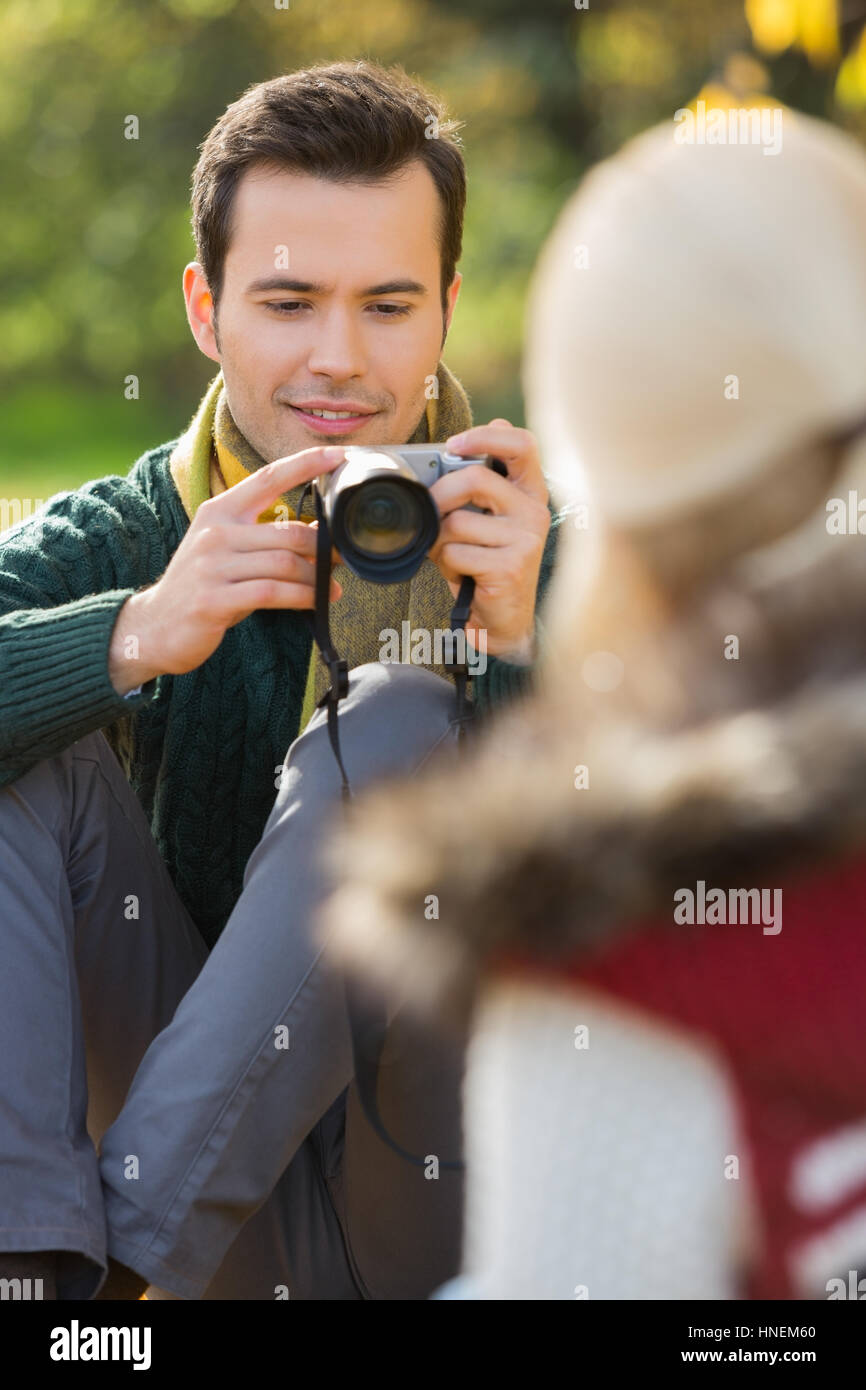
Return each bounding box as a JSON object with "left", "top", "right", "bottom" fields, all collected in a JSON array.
[{"left": 168, "top": 364, "right": 473, "bottom": 733}]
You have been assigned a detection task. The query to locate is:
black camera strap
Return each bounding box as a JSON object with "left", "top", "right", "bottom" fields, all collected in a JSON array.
[
  {"left": 447, "top": 572, "right": 476, "bottom": 747},
  {"left": 296, "top": 481, "right": 469, "bottom": 1170},
  {"left": 301, "top": 484, "right": 352, "bottom": 804}
]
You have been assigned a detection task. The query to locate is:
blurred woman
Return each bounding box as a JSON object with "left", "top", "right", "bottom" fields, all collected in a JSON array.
[{"left": 322, "top": 108, "right": 866, "bottom": 1299}]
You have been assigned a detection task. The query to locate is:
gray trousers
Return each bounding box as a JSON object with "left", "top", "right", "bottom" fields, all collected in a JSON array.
[{"left": 0, "top": 663, "right": 467, "bottom": 1300}]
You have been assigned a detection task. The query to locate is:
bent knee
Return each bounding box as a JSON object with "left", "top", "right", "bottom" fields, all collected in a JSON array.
[
  {"left": 346, "top": 662, "right": 455, "bottom": 716},
  {"left": 299, "top": 662, "right": 461, "bottom": 785}
]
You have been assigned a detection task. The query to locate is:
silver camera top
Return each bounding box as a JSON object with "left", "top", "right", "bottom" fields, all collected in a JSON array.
[{"left": 335, "top": 444, "right": 492, "bottom": 489}]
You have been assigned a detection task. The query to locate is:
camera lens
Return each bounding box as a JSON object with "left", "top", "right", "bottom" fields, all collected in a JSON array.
[{"left": 343, "top": 479, "right": 425, "bottom": 557}]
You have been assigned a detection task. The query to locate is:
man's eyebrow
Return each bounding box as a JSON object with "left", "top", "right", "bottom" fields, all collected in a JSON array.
[
  {"left": 363, "top": 279, "right": 428, "bottom": 297},
  {"left": 245, "top": 276, "right": 428, "bottom": 297}
]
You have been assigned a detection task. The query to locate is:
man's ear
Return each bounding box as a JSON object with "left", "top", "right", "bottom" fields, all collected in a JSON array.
[
  {"left": 443, "top": 271, "right": 462, "bottom": 340},
  {"left": 183, "top": 263, "right": 220, "bottom": 363}
]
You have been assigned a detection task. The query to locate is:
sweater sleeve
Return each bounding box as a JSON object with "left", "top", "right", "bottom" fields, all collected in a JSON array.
[
  {"left": 471, "top": 502, "right": 564, "bottom": 716},
  {"left": 0, "top": 480, "right": 166, "bottom": 788}
]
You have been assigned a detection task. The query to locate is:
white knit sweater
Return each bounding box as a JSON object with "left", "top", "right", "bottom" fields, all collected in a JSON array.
[{"left": 443, "top": 977, "right": 755, "bottom": 1300}]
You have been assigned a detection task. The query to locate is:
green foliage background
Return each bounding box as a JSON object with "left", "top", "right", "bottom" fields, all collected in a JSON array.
[{"left": 2, "top": 0, "right": 864, "bottom": 510}]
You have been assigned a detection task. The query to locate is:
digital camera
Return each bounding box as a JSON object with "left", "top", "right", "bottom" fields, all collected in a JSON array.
[{"left": 316, "top": 444, "right": 506, "bottom": 583}]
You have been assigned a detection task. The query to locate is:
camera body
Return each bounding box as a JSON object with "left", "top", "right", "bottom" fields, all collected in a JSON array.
[{"left": 316, "top": 444, "right": 506, "bottom": 583}]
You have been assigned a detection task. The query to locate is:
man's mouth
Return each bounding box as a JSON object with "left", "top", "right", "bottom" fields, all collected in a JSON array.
[{"left": 287, "top": 404, "right": 379, "bottom": 435}]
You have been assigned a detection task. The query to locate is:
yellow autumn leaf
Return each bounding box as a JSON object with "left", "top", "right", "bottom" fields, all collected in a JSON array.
[
  {"left": 836, "top": 26, "right": 866, "bottom": 107},
  {"left": 746, "top": 0, "right": 798, "bottom": 54},
  {"left": 745, "top": 0, "right": 839, "bottom": 64},
  {"left": 800, "top": 0, "right": 840, "bottom": 63}
]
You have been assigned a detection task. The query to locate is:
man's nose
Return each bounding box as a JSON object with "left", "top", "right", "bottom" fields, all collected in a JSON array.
[{"left": 306, "top": 306, "right": 367, "bottom": 380}]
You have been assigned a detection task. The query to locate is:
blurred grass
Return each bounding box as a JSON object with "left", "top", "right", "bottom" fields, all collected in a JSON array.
[{"left": 0, "top": 385, "right": 180, "bottom": 529}]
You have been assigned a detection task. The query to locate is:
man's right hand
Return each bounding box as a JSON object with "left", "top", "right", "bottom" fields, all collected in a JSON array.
[{"left": 109, "top": 444, "right": 346, "bottom": 694}]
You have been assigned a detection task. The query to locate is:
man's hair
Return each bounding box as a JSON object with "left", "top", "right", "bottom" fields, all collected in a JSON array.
[{"left": 191, "top": 60, "right": 466, "bottom": 319}]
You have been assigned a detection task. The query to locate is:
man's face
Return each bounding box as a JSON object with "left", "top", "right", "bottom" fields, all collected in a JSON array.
[{"left": 184, "top": 159, "right": 461, "bottom": 461}]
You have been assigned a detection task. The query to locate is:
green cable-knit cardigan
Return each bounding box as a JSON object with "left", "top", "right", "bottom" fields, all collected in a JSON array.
[{"left": 0, "top": 441, "right": 562, "bottom": 949}]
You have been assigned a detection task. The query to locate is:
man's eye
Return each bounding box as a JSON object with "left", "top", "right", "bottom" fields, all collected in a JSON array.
[{"left": 264, "top": 302, "right": 409, "bottom": 317}]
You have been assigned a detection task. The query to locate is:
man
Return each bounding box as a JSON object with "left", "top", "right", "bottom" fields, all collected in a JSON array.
[{"left": 0, "top": 60, "right": 560, "bottom": 1300}]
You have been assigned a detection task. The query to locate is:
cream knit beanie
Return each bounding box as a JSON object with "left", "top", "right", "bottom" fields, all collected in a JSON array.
[{"left": 524, "top": 109, "right": 866, "bottom": 533}]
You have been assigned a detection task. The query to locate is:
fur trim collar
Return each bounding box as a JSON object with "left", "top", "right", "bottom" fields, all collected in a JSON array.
[{"left": 322, "top": 540, "right": 866, "bottom": 1021}]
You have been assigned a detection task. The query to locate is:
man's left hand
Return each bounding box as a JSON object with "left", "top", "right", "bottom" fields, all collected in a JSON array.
[{"left": 427, "top": 420, "right": 550, "bottom": 663}]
